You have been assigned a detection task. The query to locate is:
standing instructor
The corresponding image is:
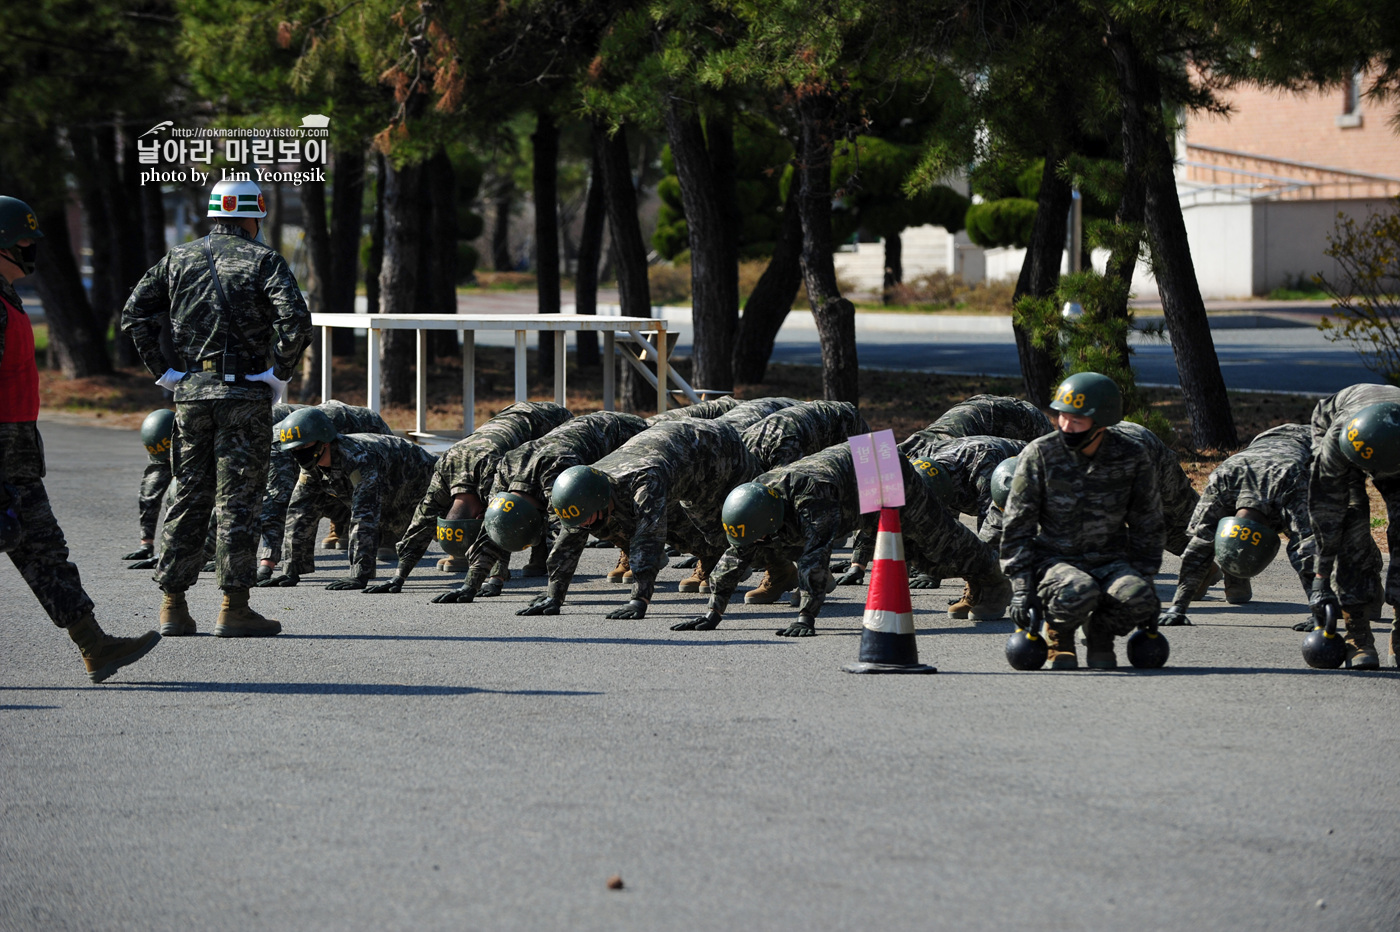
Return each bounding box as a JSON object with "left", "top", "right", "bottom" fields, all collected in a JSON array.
[{"left": 122, "top": 179, "right": 311, "bottom": 637}]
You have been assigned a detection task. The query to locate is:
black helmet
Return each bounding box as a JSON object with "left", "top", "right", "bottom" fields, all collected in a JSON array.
[
  {"left": 720, "top": 482, "right": 785, "bottom": 546},
  {"left": 1213, "top": 515, "right": 1280, "bottom": 578},
  {"left": 436, "top": 517, "right": 482, "bottom": 558},
  {"left": 0, "top": 196, "right": 44, "bottom": 248},
  {"left": 274, "top": 407, "right": 337, "bottom": 451},
  {"left": 1339, "top": 401, "right": 1400, "bottom": 477},
  {"left": 990, "top": 456, "right": 1019, "bottom": 509},
  {"left": 908, "top": 456, "right": 955, "bottom": 506},
  {"left": 140, "top": 409, "right": 175, "bottom": 459},
  {"left": 1049, "top": 372, "right": 1122, "bottom": 428},
  {"left": 483, "top": 492, "right": 545, "bottom": 552},
  {"left": 550, "top": 465, "right": 612, "bottom": 527}
]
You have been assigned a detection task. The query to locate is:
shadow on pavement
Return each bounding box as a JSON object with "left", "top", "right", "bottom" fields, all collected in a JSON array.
[
  {"left": 281, "top": 633, "right": 786, "bottom": 647},
  {"left": 3, "top": 682, "right": 602, "bottom": 696}
]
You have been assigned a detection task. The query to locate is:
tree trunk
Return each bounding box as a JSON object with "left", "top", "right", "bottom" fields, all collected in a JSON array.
[
  {"left": 110, "top": 125, "right": 148, "bottom": 367},
  {"left": 533, "top": 109, "right": 561, "bottom": 381},
  {"left": 1107, "top": 24, "right": 1237, "bottom": 449},
  {"left": 31, "top": 203, "right": 113, "bottom": 377},
  {"left": 595, "top": 123, "right": 653, "bottom": 412},
  {"left": 136, "top": 162, "right": 176, "bottom": 370},
  {"left": 491, "top": 183, "right": 514, "bottom": 272},
  {"left": 1102, "top": 163, "right": 1146, "bottom": 380},
  {"left": 882, "top": 231, "right": 903, "bottom": 303},
  {"left": 378, "top": 158, "right": 424, "bottom": 407},
  {"left": 328, "top": 143, "right": 365, "bottom": 356},
  {"left": 1011, "top": 155, "right": 1071, "bottom": 406},
  {"left": 733, "top": 166, "right": 804, "bottom": 384},
  {"left": 299, "top": 166, "right": 333, "bottom": 402},
  {"left": 796, "top": 90, "right": 858, "bottom": 404},
  {"left": 71, "top": 129, "right": 115, "bottom": 363},
  {"left": 421, "top": 149, "right": 458, "bottom": 358},
  {"left": 366, "top": 153, "right": 386, "bottom": 316},
  {"left": 574, "top": 137, "right": 606, "bottom": 369},
  {"left": 664, "top": 105, "right": 737, "bottom": 393}
]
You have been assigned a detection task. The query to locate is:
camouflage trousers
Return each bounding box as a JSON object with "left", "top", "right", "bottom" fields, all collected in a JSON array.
[
  {"left": 6, "top": 476, "right": 96, "bottom": 628},
  {"left": 1037, "top": 560, "right": 1159, "bottom": 638},
  {"left": 1327, "top": 499, "right": 1385, "bottom": 608},
  {"left": 156, "top": 399, "right": 270, "bottom": 592}
]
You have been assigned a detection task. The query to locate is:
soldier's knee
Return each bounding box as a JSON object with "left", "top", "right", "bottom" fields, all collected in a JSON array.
[{"left": 1040, "top": 568, "right": 1099, "bottom": 619}]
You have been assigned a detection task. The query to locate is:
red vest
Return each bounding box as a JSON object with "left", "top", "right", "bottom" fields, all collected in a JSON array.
[{"left": 0, "top": 295, "right": 40, "bottom": 423}]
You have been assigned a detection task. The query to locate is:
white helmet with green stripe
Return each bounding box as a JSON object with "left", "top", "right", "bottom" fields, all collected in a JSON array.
[{"left": 207, "top": 179, "right": 267, "bottom": 218}]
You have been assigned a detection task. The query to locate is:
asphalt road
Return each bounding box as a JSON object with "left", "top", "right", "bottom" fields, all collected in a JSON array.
[{"left": 2, "top": 421, "right": 1398, "bottom": 931}]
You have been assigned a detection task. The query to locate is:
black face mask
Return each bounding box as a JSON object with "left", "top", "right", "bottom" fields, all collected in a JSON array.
[
  {"left": 1060, "top": 426, "right": 1097, "bottom": 450},
  {"left": 2, "top": 243, "right": 36, "bottom": 276},
  {"left": 291, "top": 444, "right": 321, "bottom": 468}
]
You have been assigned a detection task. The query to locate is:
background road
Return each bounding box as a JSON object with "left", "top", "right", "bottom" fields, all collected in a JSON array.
[{"left": 2, "top": 421, "right": 1397, "bottom": 931}]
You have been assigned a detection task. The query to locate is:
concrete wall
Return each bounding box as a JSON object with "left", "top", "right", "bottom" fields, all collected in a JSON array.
[{"left": 832, "top": 223, "right": 955, "bottom": 292}]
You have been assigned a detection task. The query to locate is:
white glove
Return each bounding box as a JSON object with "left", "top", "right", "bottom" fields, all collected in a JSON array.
[
  {"left": 155, "top": 368, "right": 186, "bottom": 392},
  {"left": 246, "top": 367, "right": 289, "bottom": 405}
]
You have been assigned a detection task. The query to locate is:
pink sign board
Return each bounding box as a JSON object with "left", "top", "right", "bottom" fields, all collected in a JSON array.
[
  {"left": 849, "top": 433, "right": 882, "bottom": 514},
  {"left": 873, "top": 429, "right": 905, "bottom": 509}
]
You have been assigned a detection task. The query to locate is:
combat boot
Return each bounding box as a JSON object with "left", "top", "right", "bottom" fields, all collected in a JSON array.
[
  {"left": 67, "top": 614, "right": 160, "bottom": 684},
  {"left": 1084, "top": 627, "right": 1118, "bottom": 670},
  {"left": 679, "top": 556, "right": 713, "bottom": 593},
  {"left": 1222, "top": 572, "right": 1252, "bottom": 605},
  {"left": 1341, "top": 607, "right": 1379, "bottom": 670},
  {"left": 214, "top": 589, "right": 282, "bottom": 638},
  {"left": 947, "top": 582, "right": 976, "bottom": 619},
  {"left": 967, "top": 574, "right": 1012, "bottom": 621},
  {"left": 521, "top": 544, "right": 548, "bottom": 578},
  {"left": 607, "top": 551, "right": 632, "bottom": 584},
  {"left": 745, "top": 560, "right": 798, "bottom": 604},
  {"left": 159, "top": 590, "right": 198, "bottom": 636},
  {"left": 436, "top": 555, "right": 470, "bottom": 572},
  {"left": 1045, "top": 625, "right": 1079, "bottom": 670},
  {"left": 1191, "top": 562, "right": 1223, "bottom": 601},
  {"left": 1390, "top": 625, "right": 1399, "bottom": 668},
  {"left": 322, "top": 521, "right": 345, "bottom": 550}
]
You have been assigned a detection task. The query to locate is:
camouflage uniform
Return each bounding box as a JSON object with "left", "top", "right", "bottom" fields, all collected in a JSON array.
[
  {"left": 1112, "top": 421, "right": 1198, "bottom": 556},
  {"left": 394, "top": 402, "right": 572, "bottom": 577},
  {"left": 979, "top": 503, "right": 1007, "bottom": 557},
  {"left": 1308, "top": 384, "right": 1400, "bottom": 607},
  {"left": 713, "top": 396, "right": 802, "bottom": 433},
  {"left": 1, "top": 279, "right": 94, "bottom": 627},
  {"left": 1001, "top": 429, "right": 1164, "bottom": 637},
  {"left": 284, "top": 434, "right": 439, "bottom": 582},
  {"left": 647, "top": 396, "right": 740, "bottom": 424},
  {"left": 1170, "top": 423, "right": 1315, "bottom": 610},
  {"left": 897, "top": 434, "right": 1026, "bottom": 526},
  {"left": 545, "top": 419, "right": 761, "bottom": 606},
  {"left": 259, "top": 400, "right": 393, "bottom": 570},
  {"left": 742, "top": 401, "right": 871, "bottom": 472},
  {"left": 919, "top": 394, "right": 1052, "bottom": 443},
  {"left": 462, "top": 411, "right": 650, "bottom": 592},
  {"left": 122, "top": 222, "right": 311, "bottom": 591},
  {"left": 138, "top": 451, "right": 173, "bottom": 542},
  {"left": 707, "top": 444, "right": 1003, "bottom": 619}
]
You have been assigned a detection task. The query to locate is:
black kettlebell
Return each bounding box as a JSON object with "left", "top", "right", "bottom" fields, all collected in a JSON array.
[
  {"left": 1301, "top": 603, "right": 1347, "bottom": 670},
  {"left": 1006, "top": 605, "right": 1049, "bottom": 671},
  {"left": 1126, "top": 624, "right": 1170, "bottom": 669}
]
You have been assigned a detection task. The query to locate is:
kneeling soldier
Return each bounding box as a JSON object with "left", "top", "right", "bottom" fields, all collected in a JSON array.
[
  {"left": 672, "top": 442, "right": 1009, "bottom": 637},
  {"left": 1002, "top": 372, "right": 1164, "bottom": 670},
  {"left": 259, "top": 407, "right": 438, "bottom": 590},
  {"left": 915, "top": 393, "right": 1052, "bottom": 444}
]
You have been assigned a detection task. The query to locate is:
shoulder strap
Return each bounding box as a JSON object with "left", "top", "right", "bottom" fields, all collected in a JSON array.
[{"left": 203, "top": 235, "right": 256, "bottom": 355}]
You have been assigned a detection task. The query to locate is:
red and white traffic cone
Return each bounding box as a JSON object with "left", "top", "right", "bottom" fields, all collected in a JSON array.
[{"left": 844, "top": 507, "right": 937, "bottom": 674}]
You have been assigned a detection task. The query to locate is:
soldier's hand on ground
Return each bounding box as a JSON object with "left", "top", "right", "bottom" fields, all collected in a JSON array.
[
  {"left": 1308, "top": 578, "right": 1340, "bottom": 624},
  {"left": 201, "top": 561, "right": 215, "bottom": 573},
  {"left": 829, "top": 560, "right": 851, "bottom": 574},
  {"left": 256, "top": 564, "right": 274, "bottom": 583},
  {"left": 586, "top": 538, "right": 614, "bottom": 548},
  {"left": 834, "top": 566, "right": 865, "bottom": 586},
  {"left": 1159, "top": 606, "right": 1192, "bottom": 626},
  {"left": 363, "top": 576, "right": 404, "bottom": 594},
  {"left": 516, "top": 595, "right": 562, "bottom": 616},
  {"left": 326, "top": 577, "right": 366, "bottom": 591},
  {"left": 122, "top": 544, "right": 154, "bottom": 561},
  {"left": 257, "top": 572, "right": 300, "bottom": 587},
  {"left": 1292, "top": 617, "right": 1317, "bottom": 632},
  {"left": 909, "top": 574, "right": 940, "bottom": 589},
  {"left": 671, "top": 610, "right": 721, "bottom": 631},
  {"left": 430, "top": 586, "right": 476, "bottom": 604},
  {"left": 477, "top": 577, "right": 505, "bottom": 598},
  {"left": 671, "top": 555, "right": 698, "bottom": 570},
  {"left": 605, "top": 599, "right": 647, "bottom": 620},
  {"left": 129, "top": 557, "right": 158, "bottom": 570},
  {"left": 776, "top": 615, "right": 816, "bottom": 637}
]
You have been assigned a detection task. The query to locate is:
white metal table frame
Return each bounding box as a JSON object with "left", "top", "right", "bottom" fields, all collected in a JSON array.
[{"left": 310, "top": 312, "right": 696, "bottom": 435}]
